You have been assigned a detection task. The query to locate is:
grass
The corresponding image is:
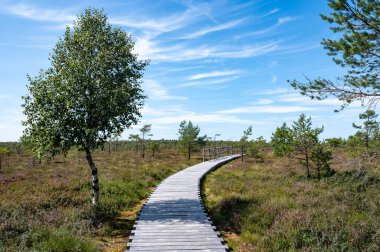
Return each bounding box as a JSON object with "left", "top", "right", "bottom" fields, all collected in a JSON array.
[
  {"left": 203, "top": 150, "right": 380, "bottom": 251},
  {"left": 0, "top": 147, "right": 200, "bottom": 251},
  {"left": 2, "top": 145, "right": 379, "bottom": 251}
]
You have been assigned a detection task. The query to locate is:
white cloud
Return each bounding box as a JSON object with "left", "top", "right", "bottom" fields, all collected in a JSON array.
[
  {"left": 180, "top": 18, "right": 245, "bottom": 39},
  {"left": 255, "top": 99, "right": 274, "bottom": 105},
  {"left": 278, "top": 92, "right": 363, "bottom": 107},
  {"left": 257, "top": 87, "right": 289, "bottom": 95},
  {"left": 182, "top": 76, "right": 240, "bottom": 87},
  {"left": 212, "top": 43, "right": 279, "bottom": 58},
  {"left": 188, "top": 70, "right": 242, "bottom": 80},
  {"left": 133, "top": 35, "right": 185, "bottom": 60},
  {"left": 139, "top": 102, "right": 259, "bottom": 126},
  {"left": 278, "top": 16, "right": 298, "bottom": 25},
  {"left": 1, "top": 3, "right": 75, "bottom": 22},
  {"left": 141, "top": 104, "right": 187, "bottom": 116},
  {"left": 150, "top": 113, "right": 253, "bottom": 125},
  {"left": 276, "top": 43, "right": 321, "bottom": 55},
  {"left": 134, "top": 40, "right": 279, "bottom": 62},
  {"left": 218, "top": 105, "right": 318, "bottom": 114},
  {"left": 0, "top": 42, "right": 53, "bottom": 49},
  {"left": 236, "top": 16, "right": 298, "bottom": 38},
  {"left": 110, "top": 2, "right": 210, "bottom": 35},
  {"left": 143, "top": 80, "right": 187, "bottom": 101},
  {"left": 271, "top": 75, "right": 278, "bottom": 83}
]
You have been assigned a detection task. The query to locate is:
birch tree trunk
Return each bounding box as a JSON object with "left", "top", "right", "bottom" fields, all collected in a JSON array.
[{"left": 85, "top": 148, "right": 100, "bottom": 206}]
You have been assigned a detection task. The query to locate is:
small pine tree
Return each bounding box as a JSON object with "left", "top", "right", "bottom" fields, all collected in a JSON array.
[
  {"left": 311, "top": 143, "right": 334, "bottom": 179},
  {"left": 352, "top": 110, "right": 379, "bottom": 149},
  {"left": 178, "top": 120, "right": 201, "bottom": 159},
  {"left": 292, "top": 114, "right": 324, "bottom": 178},
  {"left": 140, "top": 124, "right": 152, "bottom": 158},
  {"left": 271, "top": 123, "right": 293, "bottom": 157},
  {"left": 148, "top": 141, "right": 160, "bottom": 156}
]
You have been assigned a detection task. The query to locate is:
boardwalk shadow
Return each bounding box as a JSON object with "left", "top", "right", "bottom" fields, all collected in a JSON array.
[{"left": 138, "top": 198, "right": 211, "bottom": 224}]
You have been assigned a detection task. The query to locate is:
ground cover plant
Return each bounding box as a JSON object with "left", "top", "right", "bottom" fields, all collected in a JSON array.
[
  {"left": 203, "top": 149, "right": 380, "bottom": 251},
  {"left": 0, "top": 145, "right": 200, "bottom": 251}
]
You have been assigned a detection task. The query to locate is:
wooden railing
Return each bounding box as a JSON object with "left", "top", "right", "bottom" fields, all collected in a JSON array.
[{"left": 202, "top": 146, "right": 245, "bottom": 162}]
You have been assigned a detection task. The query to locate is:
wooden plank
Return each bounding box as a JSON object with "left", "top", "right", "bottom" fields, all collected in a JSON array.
[
  {"left": 126, "top": 155, "right": 240, "bottom": 251},
  {"left": 128, "top": 249, "right": 227, "bottom": 252},
  {"left": 128, "top": 245, "right": 229, "bottom": 250}
]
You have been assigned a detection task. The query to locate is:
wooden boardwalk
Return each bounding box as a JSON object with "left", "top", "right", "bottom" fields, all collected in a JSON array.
[{"left": 127, "top": 155, "right": 240, "bottom": 251}]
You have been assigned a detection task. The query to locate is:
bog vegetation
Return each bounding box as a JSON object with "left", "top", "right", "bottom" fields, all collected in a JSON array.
[
  {"left": 1, "top": 0, "right": 379, "bottom": 251},
  {"left": 1, "top": 113, "right": 380, "bottom": 251}
]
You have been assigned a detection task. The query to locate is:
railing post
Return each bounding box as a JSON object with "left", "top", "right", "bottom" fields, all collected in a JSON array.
[
  {"left": 202, "top": 148, "right": 205, "bottom": 162},
  {"left": 241, "top": 146, "right": 244, "bottom": 162}
]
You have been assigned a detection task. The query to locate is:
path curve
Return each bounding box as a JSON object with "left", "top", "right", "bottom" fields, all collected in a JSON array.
[{"left": 127, "top": 155, "right": 240, "bottom": 251}]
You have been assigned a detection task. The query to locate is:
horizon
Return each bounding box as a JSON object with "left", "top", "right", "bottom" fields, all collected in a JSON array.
[{"left": 0, "top": 0, "right": 371, "bottom": 142}]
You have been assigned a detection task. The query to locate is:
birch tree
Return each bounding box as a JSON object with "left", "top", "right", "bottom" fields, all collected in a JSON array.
[{"left": 22, "top": 8, "right": 148, "bottom": 206}]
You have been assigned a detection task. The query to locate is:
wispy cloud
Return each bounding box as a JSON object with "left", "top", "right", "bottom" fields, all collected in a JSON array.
[
  {"left": 181, "top": 76, "right": 241, "bottom": 88},
  {"left": 143, "top": 80, "right": 187, "bottom": 101},
  {"left": 255, "top": 99, "right": 274, "bottom": 105},
  {"left": 1, "top": 3, "right": 75, "bottom": 22},
  {"left": 276, "top": 43, "right": 321, "bottom": 55},
  {"left": 236, "top": 16, "right": 298, "bottom": 38},
  {"left": 271, "top": 75, "right": 278, "bottom": 83},
  {"left": 0, "top": 42, "right": 53, "bottom": 49},
  {"left": 256, "top": 87, "right": 289, "bottom": 95},
  {"left": 141, "top": 103, "right": 256, "bottom": 125},
  {"left": 277, "top": 92, "right": 362, "bottom": 107},
  {"left": 212, "top": 43, "right": 279, "bottom": 58},
  {"left": 150, "top": 113, "right": 253, "bottom": 125},
  {"left": 134, "top": 40, "right": 279, "bottom": 61},
  {"left": 188, "top": 70, "right": 242, "bottom": 80},
  {"left": 111, "top": 2, "right": 211, "bottom": 35},
  {"left": 180, "top": 18, "right": 245, "bottom": 39},
  {"left": 218, "top": 105, "right": 318, "bottom": 114}
]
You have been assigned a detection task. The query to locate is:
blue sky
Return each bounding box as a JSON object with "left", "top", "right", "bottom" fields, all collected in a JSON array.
[{"left": 0, "top": 0, "right": 366, "bottom": 141}]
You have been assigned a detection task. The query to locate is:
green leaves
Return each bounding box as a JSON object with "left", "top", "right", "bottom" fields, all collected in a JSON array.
[
  {"left": 178, "top": 120, "right": 203, "bottom": 159},
  {"left": 271, "top": 114, "right": 328, "bottom": 178},
  {"left": 290, "top": 0, "right": 380, "bottom": 110},
  {"left": 22, "top": 8, "right": 148, "bottom": 157},
  {"left": 240, "top": 126, "right": 252, "bottom": 144},
  {"left": 351, "top": 109, "right": 379, "bottom": 149},
  {"left": 271, "top": 123, "right": 293, "bottom": 157}
]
